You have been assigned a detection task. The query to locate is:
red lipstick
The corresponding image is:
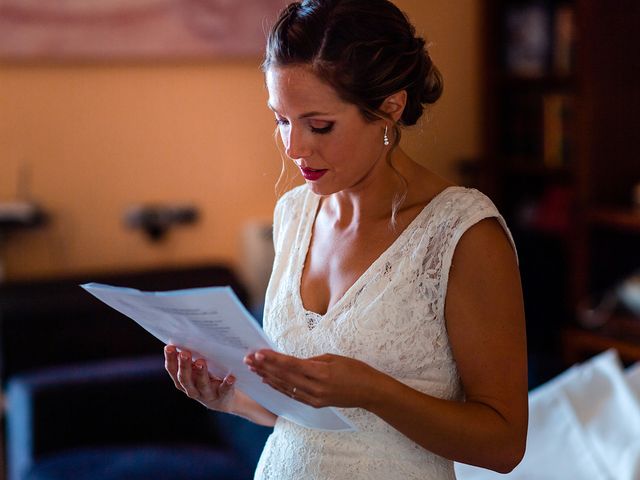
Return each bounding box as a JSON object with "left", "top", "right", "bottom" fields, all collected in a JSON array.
[{"left": 300, "top": 167, "right": 328, "bottom": 181}]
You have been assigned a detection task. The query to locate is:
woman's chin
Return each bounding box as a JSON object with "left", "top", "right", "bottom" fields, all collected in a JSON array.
[{"left": 303, "top": 179, "right": 334, "bottom": 196}]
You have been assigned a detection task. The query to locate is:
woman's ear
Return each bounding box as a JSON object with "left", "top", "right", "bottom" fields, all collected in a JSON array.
[{"left": 380, "top": 90, "right": 407, "bottom": 123}]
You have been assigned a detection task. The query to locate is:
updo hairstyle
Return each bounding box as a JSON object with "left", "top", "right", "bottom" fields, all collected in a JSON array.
[{"left": 263, "top": 0, "right": 443, "bottom": 131}]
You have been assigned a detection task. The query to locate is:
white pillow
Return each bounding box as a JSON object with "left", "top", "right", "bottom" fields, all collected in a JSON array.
[
  {"left": 455, "top": 349, "right": 640, "bottom": 480},
  {"left": 455, "top": 388, "right": 610, "bottom": 479},
  {"left": 626, "top": 362, "right": 640, "bottom": 397},
  {"left": 560, "top": 350, "right": 640, "bottom": 480}
]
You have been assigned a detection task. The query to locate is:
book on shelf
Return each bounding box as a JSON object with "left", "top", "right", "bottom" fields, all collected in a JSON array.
[
  {"left": 552, "top": 4, "right": 575, "bottom": 76},
  {"left": 513, "top": 184, "right": 573, "bottom": 237},
  {"left": 543, "top": 93, "right": 573, "bottom": 167},
  {"left": 501, "top": 91, "right": 573, "bottom": 169},
  {"left": 503, "top": 2, "right": 576, "bottom": 78},
  {"left": 502, "top": 92, "right": 543, "bottom": 161},
  {"left": 504, "top": 2, "right": 551, "bottom": 77}
]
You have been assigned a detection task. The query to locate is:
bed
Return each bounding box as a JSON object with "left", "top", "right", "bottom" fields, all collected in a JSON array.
[{"left": 455, "top": 349, "right": 640, "bottom": 479}]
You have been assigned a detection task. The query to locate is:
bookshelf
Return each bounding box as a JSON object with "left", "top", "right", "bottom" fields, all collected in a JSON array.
[
  {"left": 480, "top": 0, "right": 640, "bottom": 382},
  {"left": 588, "top": 209, "right": 640, "bottom": 234}
]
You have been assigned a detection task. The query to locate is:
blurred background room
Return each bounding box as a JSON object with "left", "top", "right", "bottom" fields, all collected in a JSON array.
[{"left": 0, "top": 1, "right": 639, "bottom": 479}]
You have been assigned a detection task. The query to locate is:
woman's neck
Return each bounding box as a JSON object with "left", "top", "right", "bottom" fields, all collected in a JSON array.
[{"left": 323, "top": 147, "right": 420, "bottom": 229}]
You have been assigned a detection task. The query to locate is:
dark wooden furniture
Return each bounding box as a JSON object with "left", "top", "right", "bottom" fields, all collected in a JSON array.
[
  {"left": 0, "top": 264, "right": 248, "bottom": 385},
  {"left": 0, "top": 264, "right": 250, "bottom": 480},
  {"left": 481, "top": 1, "right": 640, "bottom": 383},
  {"left": 562, "top": 325, "right": 640, "bottom": 366}
]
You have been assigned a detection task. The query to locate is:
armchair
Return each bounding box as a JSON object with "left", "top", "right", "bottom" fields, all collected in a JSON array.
[
  {"left": 0, "top": 264, "right": 271, "bottom": 480},
  {"left": 5, "top": 355, "right": 272, "bottom": 480}
]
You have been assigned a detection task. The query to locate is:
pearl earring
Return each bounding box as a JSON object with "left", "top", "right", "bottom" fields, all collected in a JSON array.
[{"left": 383, "top": 125, "right": 390, "bottom": 146}]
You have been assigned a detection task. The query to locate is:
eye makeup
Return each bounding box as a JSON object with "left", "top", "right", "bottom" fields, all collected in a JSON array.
[
  {"left": 311, "top": 123, "right": 334, "bottom": 135},
  {"left": 274, "top": 117, "right": 335, "bottom": 135}
]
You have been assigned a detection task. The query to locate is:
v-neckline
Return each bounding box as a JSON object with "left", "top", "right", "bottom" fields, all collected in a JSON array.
[{"left": 296, "top": 185, "right": 460, "bottom": 321}]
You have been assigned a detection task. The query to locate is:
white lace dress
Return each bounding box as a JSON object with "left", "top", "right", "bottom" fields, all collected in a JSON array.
[{"left": 254, "top": 185, "right": 516, "bottom": 480}]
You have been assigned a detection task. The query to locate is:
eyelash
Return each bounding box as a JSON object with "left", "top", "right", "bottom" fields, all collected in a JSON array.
[
  {"left": 312, "top": 124, "right": 334, "bottom": 135},
  {"left": 275, "top": 119, "right": 334, "bottom": 135}
]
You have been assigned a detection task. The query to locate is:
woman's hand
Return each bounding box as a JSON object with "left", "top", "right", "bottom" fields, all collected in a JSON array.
[
  {"left": 244, "top": 349, "right": 383, "bottom": 409},
  {"left": 164, "top": 345, "right": 237, "bottom": 413}
]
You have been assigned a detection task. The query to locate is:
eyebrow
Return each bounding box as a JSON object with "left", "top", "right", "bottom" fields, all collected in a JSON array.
[{"left": 267, "top": 102, "right": 332, "bottom": 119}]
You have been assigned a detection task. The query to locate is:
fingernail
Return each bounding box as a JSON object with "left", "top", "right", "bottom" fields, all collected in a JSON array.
[
  {"left": 180, "top": 352, "right": 188, "bottom": 360},
  {"left": 195, "top": 362, "right": 204, "bottom": 370},
  {"left": 255, "top": 352, "right": 265, "bottom": 361},
  {"left": 227, "top": 376, "right": 235, "bottom": 385}
]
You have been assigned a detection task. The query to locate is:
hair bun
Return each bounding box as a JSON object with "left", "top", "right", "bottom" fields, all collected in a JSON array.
[
  {"left": 399, "top": 37, "right": 443, "bottom": 125},
  {"left": 422, "top": 62, "right": 443, "bottom": 105},
  {"left": 411, "top": 36, "right": 443, "bottom": 105}
]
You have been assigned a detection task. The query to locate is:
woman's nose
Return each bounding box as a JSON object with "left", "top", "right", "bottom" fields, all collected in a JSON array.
[{"left": 284, "top": 126, "right": 312, "bottom": 159}]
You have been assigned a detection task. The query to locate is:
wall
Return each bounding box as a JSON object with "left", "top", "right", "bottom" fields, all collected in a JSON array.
[
  {"left": 398, "top": 0, "right": 482, "bottom": 176},
  {"left": 0, "top": 0, "right": 481, "bottom": 282}
]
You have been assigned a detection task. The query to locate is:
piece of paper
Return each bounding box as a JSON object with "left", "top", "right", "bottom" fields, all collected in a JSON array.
[{"left": 81, "top": 282, "right": 356, "bottom": 432}]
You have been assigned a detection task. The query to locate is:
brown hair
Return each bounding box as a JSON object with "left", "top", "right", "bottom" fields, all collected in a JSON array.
[
  {"left": 263, "top": 0, "right": 442, "bottom": 126},
  {"left": 264, "top": 0, "right": 443, "bottom": 225}
]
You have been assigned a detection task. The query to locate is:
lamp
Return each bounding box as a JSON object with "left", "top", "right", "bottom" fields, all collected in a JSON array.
[{"left": 124, "top": 203, "right": 199, "bottom": 241}]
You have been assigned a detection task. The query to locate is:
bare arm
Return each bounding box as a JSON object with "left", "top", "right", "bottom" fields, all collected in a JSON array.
[
  {"left": 165, "top": 346, "right": 277, "bottom": 427},
  {"left": 246, "top": 218, "right": 527, "bottom": 472},
  {"left": 366, "top": 218, "right": 528, "bottom": 471}
]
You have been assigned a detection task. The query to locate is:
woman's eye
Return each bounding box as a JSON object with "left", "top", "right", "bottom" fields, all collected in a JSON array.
[
  {"left": 275, "top": 118, "right": 289, "bottom": 127},
  {"left": 310, "top": 122, "right": 334, "bottom": 135}
]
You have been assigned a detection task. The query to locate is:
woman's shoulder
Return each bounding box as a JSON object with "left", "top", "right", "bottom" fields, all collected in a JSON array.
[
  {"left": 273, "top": 184, "right": 310, "bottom": 221},
  {"left": 433, "top": 186, "right": 518, "bottom": 263},
  {"left": 272, "top": 185, "right": 311, "bottom": 247},
  {"left": 275, "top": 184, "right": 308, "bottom": 211},
  {"left": 434, "top": 186, "right": 501, "bottom": 220},
  {"left": 406, "top": 167, "right": 498, "bottom": 220}
]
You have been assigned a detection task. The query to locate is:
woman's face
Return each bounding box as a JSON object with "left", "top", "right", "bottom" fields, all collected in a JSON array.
[{"left": 266, "top": 65, "right": 387, "bottom": 196}]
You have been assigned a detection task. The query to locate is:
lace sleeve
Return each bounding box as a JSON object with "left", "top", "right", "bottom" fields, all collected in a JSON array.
[
  {"left": 437, "top": 190, "right": 518, "bottom": 308},
  {"left": 272, "top": 186, "right": 304, "bottom": 255}
]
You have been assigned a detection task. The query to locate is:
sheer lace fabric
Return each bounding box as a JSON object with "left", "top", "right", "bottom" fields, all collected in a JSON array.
[{"left": 254, "top": 185, "right": 516, "bottom": 480}]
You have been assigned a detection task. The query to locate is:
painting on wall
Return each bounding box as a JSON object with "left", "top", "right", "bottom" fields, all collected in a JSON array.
[{"left": 0, "top": 0, "right": 288, "bottom": 61}]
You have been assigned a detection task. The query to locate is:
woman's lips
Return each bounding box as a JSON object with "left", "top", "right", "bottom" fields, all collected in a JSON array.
[{"left": 299, "top": 167, "right": 328, "bottom": 181}]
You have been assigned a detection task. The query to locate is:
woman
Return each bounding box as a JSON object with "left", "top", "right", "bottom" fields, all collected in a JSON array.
[{"left": 165, "top": 0, "right": 528, "bottom": 478}]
